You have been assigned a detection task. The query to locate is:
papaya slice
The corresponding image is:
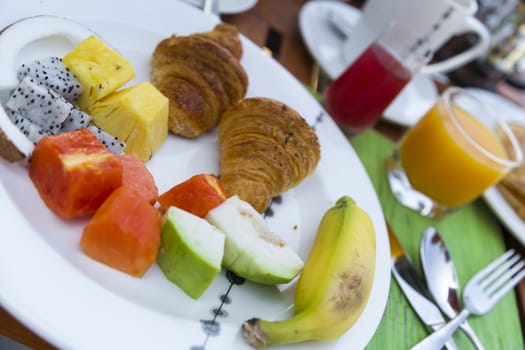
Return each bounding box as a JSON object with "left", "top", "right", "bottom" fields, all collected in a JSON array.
[
  {"left": 29, "top": 128, "right": 122, "bottom": 219},
  {"left": 80, "top": 186, "right": 162, "bottom": 277},
  {"left": 158, "top": 174, "right": 227, "bottom": 217},
  {"left": 119, "top": 153, "right": 158, "bottom": 204}
]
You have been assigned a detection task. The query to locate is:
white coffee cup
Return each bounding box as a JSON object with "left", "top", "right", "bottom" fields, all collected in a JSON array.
[{"left": 342, "top": 0, "right": 491, "bottom": 75}]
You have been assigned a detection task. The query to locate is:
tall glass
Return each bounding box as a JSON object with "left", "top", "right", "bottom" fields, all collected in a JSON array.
[
  {"left": 324, "top": 22, "right": 432, "bottom": 134},
  {"left": 386, "top": 87, "right": 523, "bottom": 218}
]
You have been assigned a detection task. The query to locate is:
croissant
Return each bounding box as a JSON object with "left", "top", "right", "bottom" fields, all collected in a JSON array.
[
  {"left": 218, "top": 97, "right": 321, "bottom": 212},
  {"left": 498, "top": 123, "right": 525, "bottom": 219},
  {"left": 197, "top": 23, "right": 243, "bottom": 60},
  {"left": 151, "top": 24, "right": 248, "bottom": 138},
  {"left": 497, "top": 183, "right": 525, "bottom": 220}
]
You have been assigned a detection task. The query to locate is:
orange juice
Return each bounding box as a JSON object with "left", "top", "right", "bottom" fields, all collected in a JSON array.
[{"left": 399, "top": 101, "right": 509, "bottom": 208}]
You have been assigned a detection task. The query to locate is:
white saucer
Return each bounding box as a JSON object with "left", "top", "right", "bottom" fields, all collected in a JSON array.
[
  {"left": 180, "top": 0, "right": 257, "bottom": 14},
  {"left": 299, "top": 0, "right": 438, "bottom": 126}
]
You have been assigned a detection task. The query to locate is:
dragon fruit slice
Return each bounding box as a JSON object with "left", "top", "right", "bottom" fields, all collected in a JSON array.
[
  {"left": 6, "top": 77, "right": 74, "bottom": 134},
  {"left": 7, "top": 109, "right": 51, "bottom": 144},
  {"left": 60, "top": 108, "right": 92, "bottom": 132},
  {"left": 87, "top": 125, "right": 126, "bottom": 155},
  {"left": 17, "top": 57, "right": 83, "bottom": 103}
]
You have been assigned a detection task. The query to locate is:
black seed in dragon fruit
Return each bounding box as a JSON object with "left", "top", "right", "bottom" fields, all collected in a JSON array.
[
  {"left": 6, "top": 77, "right": 73, "bottom": 134},
  {"left": 8, "top": 109, "right": 52, "bottom": 144},
  {"left": 16, "top": 57, "right": 83, "bottom": 103},
  {"left": 87, "top": 125, "right": 126, "bottom": 155},
  {"left": 60, "top": 108, "right": 92, "bottom": 132}
]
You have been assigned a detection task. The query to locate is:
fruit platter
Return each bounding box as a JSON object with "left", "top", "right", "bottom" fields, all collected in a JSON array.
[{"left": 0, "top": 0, "right": 390, "bottom": 349}]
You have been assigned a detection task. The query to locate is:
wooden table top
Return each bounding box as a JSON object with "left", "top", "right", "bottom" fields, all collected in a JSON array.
[{"left": 1, "top": 0, "right": 524, "bottom": 348}]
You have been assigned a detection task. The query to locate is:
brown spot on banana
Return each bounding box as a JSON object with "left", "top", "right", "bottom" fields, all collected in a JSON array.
[{"left": 330, "top": 271, "right": 364, "bottom": 313}]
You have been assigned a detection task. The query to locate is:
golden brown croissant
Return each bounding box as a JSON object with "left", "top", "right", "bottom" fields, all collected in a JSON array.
[
  {"left": 151, "top": 25, "right": 248, "bottom": 138},
  {"left": 497, "top": 182, "right": 525, "bottom": 220},
  {"left": 197, "top": 23, "right": 243, "bottom": 60},
  {"left": 498, "top": 123, "right": 525, "bottom": 220},
  {"left": 218, "top": 97, "right": 321, "bottom": 212}
]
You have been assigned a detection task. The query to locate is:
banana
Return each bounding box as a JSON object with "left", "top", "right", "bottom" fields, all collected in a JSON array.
[
  {"left": 241, "top": 195, "right": 376, "bottom": 348},
  {"left": 294, "top": 195, "right": 376, "bottom": 313}
]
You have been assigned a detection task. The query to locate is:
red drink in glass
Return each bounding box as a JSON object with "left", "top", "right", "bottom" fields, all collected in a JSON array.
[{"left": 325, "top": 43, "right": 412, "bottom": 132}]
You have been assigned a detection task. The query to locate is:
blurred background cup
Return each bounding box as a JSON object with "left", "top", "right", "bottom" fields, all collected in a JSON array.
[
  {"left": 342, "top": 0, "right": 491, "bottom": 75},
  {"left": 386, "top": 86, "right": 523, "bottom": 218},
  {"left": 483, "top": 1, "right": 525, "bottom": 88},
  {"left": 324, "top": 21, "right": 433, "bottom": 134}
]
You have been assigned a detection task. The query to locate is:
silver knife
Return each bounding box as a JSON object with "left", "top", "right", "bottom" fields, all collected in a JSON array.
[{"left": 388, "top": 224, "right": 458, "bottom": 350}]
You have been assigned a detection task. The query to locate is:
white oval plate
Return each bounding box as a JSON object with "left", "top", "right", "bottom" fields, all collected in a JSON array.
[
  {"left": 466, "top": 88, "right": 525, "bottom": 246},
  {"left": 298, "top": 0, "right": 438, "bottom": 127},
  {"left": 0, "top": 1, "right": 390, "bottom": 349}
]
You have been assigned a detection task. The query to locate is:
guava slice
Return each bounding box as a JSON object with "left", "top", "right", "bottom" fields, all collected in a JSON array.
[
  {"left": 206, "top": 195, "right": 304, "bottom": 285},
  {"left": 157, "top": 206, "right": 225, "bottom": 299}
]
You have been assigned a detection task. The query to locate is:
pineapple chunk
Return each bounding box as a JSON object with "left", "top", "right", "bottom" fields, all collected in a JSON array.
[
  {"left": 88, "top": 82, "right": 169, "bottom": 161},
  {"left": 62, "top": 35, "right": 135, "bottom": 110}
]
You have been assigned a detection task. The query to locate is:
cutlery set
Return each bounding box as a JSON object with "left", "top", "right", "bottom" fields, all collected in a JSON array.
[
  {"left": 388, "top": 224, "right": 525, "bottom": 350},
  {"left": 420, "top": 228, "right": 485, "bottom": 349}
]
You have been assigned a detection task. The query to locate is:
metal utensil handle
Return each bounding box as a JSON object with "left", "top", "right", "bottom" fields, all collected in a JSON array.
[
  {"left": 411, "top": 309, "right": 470, "bottom": 350},
  {"left": 460, "top": 321, "right": 485, "bottom": 350},
  {"left": 202, "top": 0, "right": 219, "bottom": 15},
  {"left": 430, "top": 323, "right": 458, "bottom": 350}
]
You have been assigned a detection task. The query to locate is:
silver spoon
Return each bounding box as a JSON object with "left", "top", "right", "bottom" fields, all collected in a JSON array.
[{"left": 420, "top": 227, "right": 485, "bottom": 350}]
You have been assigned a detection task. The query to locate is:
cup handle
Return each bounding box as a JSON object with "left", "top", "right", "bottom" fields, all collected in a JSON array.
[{"left": 420, "top": 17, "right": 491, "bottom": 75}]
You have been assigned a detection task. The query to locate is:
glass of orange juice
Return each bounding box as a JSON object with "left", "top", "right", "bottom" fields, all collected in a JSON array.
[{"left": 386, "top": 87, "right": 523, "bottom": 218}]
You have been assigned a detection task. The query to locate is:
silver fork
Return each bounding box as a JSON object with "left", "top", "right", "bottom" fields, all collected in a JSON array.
[{"left": 411, "top": 249, "right": 525, "bottom": 350}]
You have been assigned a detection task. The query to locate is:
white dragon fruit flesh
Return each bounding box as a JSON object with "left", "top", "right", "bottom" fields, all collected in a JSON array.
[
  {"left": 4, "top": 76, "right": 125, "bottom": 156},
  {"left": 87, "top": 125, "right": 126, "bottom": 155},
  {"left": 6, "top": 77, "right": 74, "bottom": 134},
  {"left": 7, "top": 109, "right": 51, "bottom": 144},
  {"left": 17, "top": 57, "right": 83, "bottom": 103},
  {"left": 60, "top": 107, "right": 92, "bottom": 132}
]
